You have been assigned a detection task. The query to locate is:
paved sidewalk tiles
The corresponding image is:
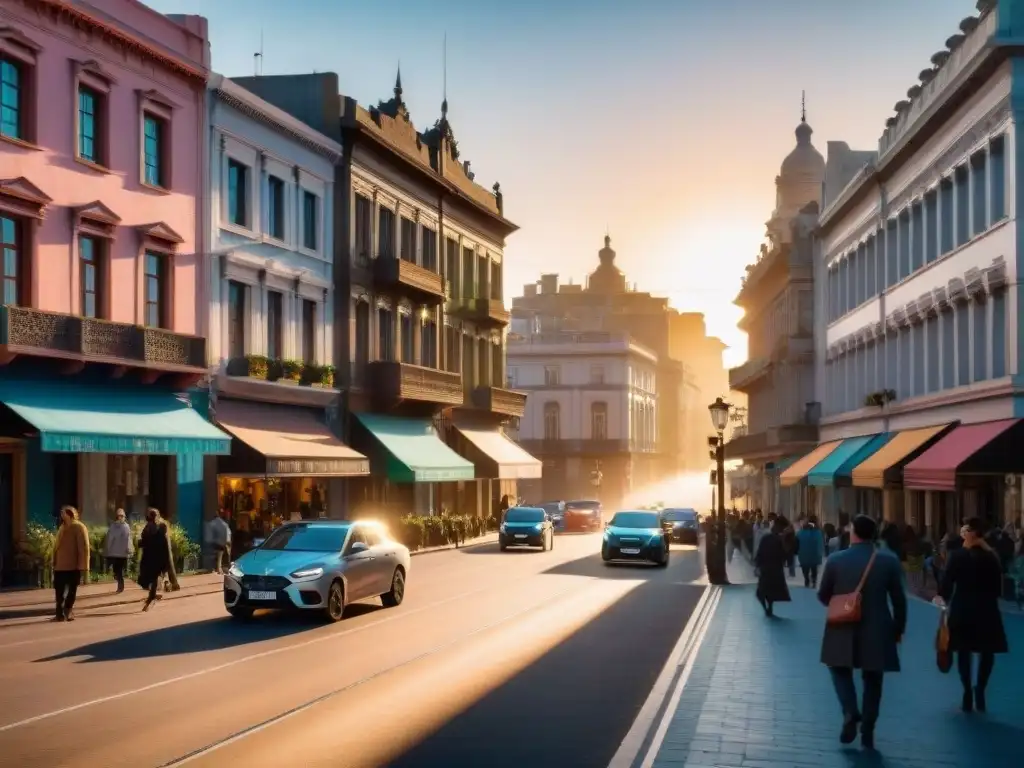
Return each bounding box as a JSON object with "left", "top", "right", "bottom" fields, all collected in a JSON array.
[{"left": 651, "top": 578, "right": 1024, "bottom": 767}]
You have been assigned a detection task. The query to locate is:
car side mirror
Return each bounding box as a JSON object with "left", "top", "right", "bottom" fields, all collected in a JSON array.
[
  {"left": 251, "top": 538, "right": 265, "bottom": 548},
  {"left": 348, "top": 541, "right": 369, "bottom": 555}
]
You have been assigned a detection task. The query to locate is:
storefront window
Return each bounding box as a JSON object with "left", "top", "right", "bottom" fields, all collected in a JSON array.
[{"left": 217, "top": 476, "right": 328, "bottom": 553}]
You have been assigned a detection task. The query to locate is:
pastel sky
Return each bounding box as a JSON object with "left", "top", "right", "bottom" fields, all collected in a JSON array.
[{"left": 150, "top": 0, "right": 977, "bottom": 367}]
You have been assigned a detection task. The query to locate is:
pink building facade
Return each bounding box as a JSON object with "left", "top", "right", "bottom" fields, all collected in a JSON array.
[{"left": 0, "top": 0, "right": 228, "bottom": 584}]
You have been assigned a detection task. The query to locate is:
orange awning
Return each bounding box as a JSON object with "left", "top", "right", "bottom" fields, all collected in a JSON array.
[
  {"left": 850, "top": 424, "right": 953, "bottom": 489},
  {"left": 779, "top": 441, "right": 842, "bottom": 487}
]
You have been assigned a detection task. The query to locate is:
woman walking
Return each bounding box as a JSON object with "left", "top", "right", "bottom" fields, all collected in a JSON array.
[
  {"left": 934, "top": 517, "right": 1009, "bottom": 712},
  {"left": 754, "top": 517, "right": 791, "bottom": 617},
  {"left": 797, "top": 516, "right": 825, "bottom": 588},
  {"left": 104, "top": 509, "right": 133, "bottom": 593},
  {"left": 138, "top": 509, "right": 171, "bottom": 612}
]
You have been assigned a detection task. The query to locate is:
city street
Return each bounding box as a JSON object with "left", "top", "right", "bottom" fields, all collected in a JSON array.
[{"left": 0, "top": 534, "right": 705, "bottom": 768}]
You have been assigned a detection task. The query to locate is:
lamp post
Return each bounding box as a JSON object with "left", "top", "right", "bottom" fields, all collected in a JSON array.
[{"left": 706, "top": 397, "right": 731, "bottom": 585}]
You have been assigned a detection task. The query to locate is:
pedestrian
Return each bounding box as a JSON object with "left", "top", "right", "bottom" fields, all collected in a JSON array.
[
  {"left": 781, "top": 517, "right": 798, "bottom": 577},
  {"left": 817, "top": 514, "right": 906, "bottom": 750},
  {"left": 205, "top": 511, "right": 232, "bottom": 574},
  {"left": 137, "top": 508, "right": 171, "bottom": 612},
  {"left": 933, "top": 517, "right": 1009, "bottom": 713},
  {"left": 103, "top": 508, "right": 133, "bottom": 593},
  {"left": 52, "top": 506, "right": 90, "bottom": 622},
  {"left": 797, "top": 515, "right": 825, "bottom": 588},
  {"left": 754, "top": 516, "right": 791, "bottom": 617}
]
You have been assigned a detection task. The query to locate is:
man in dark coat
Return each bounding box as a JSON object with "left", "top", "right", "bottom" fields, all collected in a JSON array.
[{"left": 817, "top": 515, "right": 906, "bottom": 751}]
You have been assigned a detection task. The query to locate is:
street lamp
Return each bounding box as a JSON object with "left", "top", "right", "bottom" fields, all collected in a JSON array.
[{"left": 706, "top": 397, "right": 731, "bottom": 585}]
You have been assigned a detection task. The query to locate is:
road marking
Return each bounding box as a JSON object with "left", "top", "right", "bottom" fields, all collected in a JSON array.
[
  {"left": 156, "top": 579, "right": 603, "bottom": 766},
  {"left": 606, "top": 584, "right": 720, "bottom": 768},
  {"left": 638, "top": 586, "right": 721, "bottom": 768},
  {"left": 0, "top": 576, "right": 586, "bottom": 733}
]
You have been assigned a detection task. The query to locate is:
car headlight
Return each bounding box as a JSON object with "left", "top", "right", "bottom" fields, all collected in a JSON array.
[
  {"left": 534, "top": 524, "right": 545, "bottom": 532},
  {"left": 290, "top": 567, "right": 324, "bottom": 581},
  {"left": 227, "top": 563, "right": 244, "bottom": 579},
  {"left": 499, "top": 523, "right": 507, "bottom": 534}
]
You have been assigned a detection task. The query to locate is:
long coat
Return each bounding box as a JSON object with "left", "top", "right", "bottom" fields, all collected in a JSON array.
[
  {"left": 796, "top": 526, "right": 824, "bottom": 568},
  {"left": 938, "top": 546, "right": 1008, "bottom": 654},
  {"left": 138, "top": 522, "right": 171, "bottom": 590},
  {"left": 754, "top": 532, "right": 791, "bottom": 603},
  {"left": 817, "top": 543, "right": 906, "bottom": 672}
]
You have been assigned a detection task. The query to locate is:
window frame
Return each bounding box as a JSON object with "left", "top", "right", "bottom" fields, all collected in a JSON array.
[
  {"left": 301, "top": 190, "right": 319, "bottom": 253},
  {"left": 78, "top": 234, "right": 103, "bottom": 319},
  {"left": 227, "top": 158, "right": 250, "bottom": 228},
  {"left": 266, "top": 175, "right": 286, "bottom": 241},
  {"left": 301, "top": 297, "right": 317, "bottom": 364},
  {"left": 143, "top": 249, "right": 170, "bottom": 329},
  {"left": 591, "top": 401, "right": 608, "bottom": 441},
  {"left": 543, "top": 402, "right": 561, "bottom": 441},
  {"left": 226, "top": 279, "right": 247, "bottom": 360},
  {"left": 266, "top": 289, "right": 283, "bottom": 360},
  {"left": 1, "top": 214, "right": 24, "bottom": 307},
  {"left": 0, "top": 28, "right": 40, "bottom": 147},
  {"left": 72, "top": 61, "right": 114, "bottom": 170},
  {"left": 138, "top": 90, "right": 175, "bottom": 192}
]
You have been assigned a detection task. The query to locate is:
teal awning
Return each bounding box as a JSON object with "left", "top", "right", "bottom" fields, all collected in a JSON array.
[
  {"left": 355, "top": 413, "right": 474, "bottom": 483},
  {"left": 766, "top": 454, "right": 801, "bottom": 476},
  {"left": 833, "top": 432, "right": 893, "bottom": 486},
  {"left": 0, "top": 377, "right": 230, "bottom": 455},
  {"left": 807, "top": 434, "right": 886, "bottom": 487}
]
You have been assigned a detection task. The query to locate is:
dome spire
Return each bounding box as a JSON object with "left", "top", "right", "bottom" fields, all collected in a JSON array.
[
  {"left": 801, "top": 89, "right": 806, "bottom": 123},
  {"left": 795, "top": 90, "right": 812, "bottom": 144},
  {"left": 394, "top": 63, "right": 403, "bottom": 102}
]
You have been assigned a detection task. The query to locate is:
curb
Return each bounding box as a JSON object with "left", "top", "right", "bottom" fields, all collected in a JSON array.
[
  {"left": 409, "top": 533, "right": 498, "bottom": 557},
  {"left": 607, "top": 584, "right": 722, "bottom": 768}
]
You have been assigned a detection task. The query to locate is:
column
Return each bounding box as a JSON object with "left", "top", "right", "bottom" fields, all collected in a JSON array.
[{"left": 220, "top": 272, "right": 230, "bottom": 364}]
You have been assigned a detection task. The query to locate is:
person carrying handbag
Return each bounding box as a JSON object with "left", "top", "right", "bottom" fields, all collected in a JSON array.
[{"left": 817, "top": 515, "right": 907, "bottom": 751}]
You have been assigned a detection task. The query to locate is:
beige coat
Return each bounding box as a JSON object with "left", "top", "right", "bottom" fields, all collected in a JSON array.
[{"left": 53, "top": 517, "right": 90, "bottom": 572}]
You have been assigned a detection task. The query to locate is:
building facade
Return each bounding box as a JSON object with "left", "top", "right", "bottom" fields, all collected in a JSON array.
[
  {"left": 0, "top": 1, "right": 227, "bottom": 582},
  {"left": 509, "top": 331, "right": 659, "bottom": 506},
  {"left": 814, "top": 1, "right": 1023, "bottom": 536},
  {"left": 202, "top": 74, "right": 369, "bottom": 549}
]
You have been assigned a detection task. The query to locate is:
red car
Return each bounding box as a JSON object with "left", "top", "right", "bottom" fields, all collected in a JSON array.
[{"left": 564, "top": 500, "right": 604, "bottom": 532}]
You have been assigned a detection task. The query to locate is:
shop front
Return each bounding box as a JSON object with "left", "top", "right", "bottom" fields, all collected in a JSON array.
[
  {"left": 212, "top": 399, "right": 370, "bottom": 555},
  {"left": 779, "top": 441, "right": 842, "bottom": 520},
  {"left": 806, "top": 433, "right": 891, "bottom": 523}
]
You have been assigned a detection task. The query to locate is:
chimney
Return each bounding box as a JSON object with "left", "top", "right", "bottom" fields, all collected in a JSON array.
[{"left": 540, "top": 274, "right": 559, "bottom": 295}]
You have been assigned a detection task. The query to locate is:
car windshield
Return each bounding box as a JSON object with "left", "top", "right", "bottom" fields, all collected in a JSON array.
[
  {"left": 662, "top": 509, "right": 697, "bottom": 522},
  {"left": 505, "top": 508, "right": 545, "bottom": 523},
  {"left": 539, "top": 503, "right": 563, "bottom": 515},
  {"left": 567, "top": 500, "right": 600, "bottom": 510},
  {"left": 261, "top": 524, "right": 349, "bottom": 552},
  {"left": 611, "top": 511, "right": 661, "bottom": 529}
]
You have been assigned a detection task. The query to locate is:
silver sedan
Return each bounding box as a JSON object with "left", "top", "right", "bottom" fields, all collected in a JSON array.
[{"left": 223, "top": 520, "right": 411, "bottom": 622}]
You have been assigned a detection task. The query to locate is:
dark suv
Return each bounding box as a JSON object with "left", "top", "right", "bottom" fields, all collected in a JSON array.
[
  {"left": 564, "top": 500, "right": 603, "bottom": 532},
  {"left": 661, "top": 508, "right": 700, "bottom": 545}
]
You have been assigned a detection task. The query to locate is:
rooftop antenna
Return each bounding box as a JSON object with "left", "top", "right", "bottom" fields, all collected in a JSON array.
[
  {"left": 801, "top": 89, "right": 806, "bottom": 122},
  {"left": 254, "top": 29, "right": 263, "bottom": 77}
]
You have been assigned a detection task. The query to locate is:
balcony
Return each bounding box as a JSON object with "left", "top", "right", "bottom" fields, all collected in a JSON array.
[
  {"left": 469, "top": 385, "right": 526, "bottom": 418},
  {"left": 373, "top": 256, "right": 445, "bottom": 303},
  {"left": 367, "top": 361, "right": 463, "bottom": 408},
  {"left": 772, "top": 334, "right": 814, "bottom": 362},
  {"left": 773, "top": 423, "right": 818, "bottom": 445},
  {"left": 728, "top": 357, "right": 771, "bottom": 391},
  {"left": 448, "top": 297, "right": 511, "bottom": 328},
  {"left": 0, "top": 306, "right": 205, "bottom": 373},
  {"left": 724, "top": 430, "right": 769, "bottom": 460}
]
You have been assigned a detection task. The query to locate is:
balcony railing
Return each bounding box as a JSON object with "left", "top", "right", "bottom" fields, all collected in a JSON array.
[
  {"left": 373, "top": 256, "right": 445, "bottom": 303},
  {"left": 728, "top": 357, "right": 771, "bottom": 391},
  {"left": 470, "top": 385, "right": 526, "bottom": 418},
  {"left": 447, "top": 297, "right": 510, "bottom": 327},
  {"left": 0, "top": 305, "right": 206, "bottom": 370},
  {"left": 367, "top": 361, "right": 463, "bottom": 407}
]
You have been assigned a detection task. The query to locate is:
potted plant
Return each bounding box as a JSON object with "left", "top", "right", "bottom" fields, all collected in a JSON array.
[
  {"left": 245, "top": 354, "right": 269, "bottom": 379},
  {"left": 299, "top": 363, "right": 322, "bottom": 387},
  {"left": 280, "top": 359, "right": 303, "bottom": 384},
  {"left": 320, "top": 364, "right": 336, "bottom": 388},
  {"left": 267, "top": 358, "right": 283, "bottom": 382}
]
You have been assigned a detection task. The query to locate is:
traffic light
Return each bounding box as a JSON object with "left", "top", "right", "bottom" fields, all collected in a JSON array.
[{"left": 709, "top": 469, "right": 718, "bottom": 486}]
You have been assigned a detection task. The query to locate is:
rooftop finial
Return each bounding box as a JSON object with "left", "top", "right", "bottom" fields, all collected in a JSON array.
[
  {"left": 395, "top": 63, "right": 403, "bottom": 101},
  {"left": 441, "top": 32, "right": 448, "bottom": 118},
  {"left": 801, "top": 90, "right": 806, "bottom": 123}
]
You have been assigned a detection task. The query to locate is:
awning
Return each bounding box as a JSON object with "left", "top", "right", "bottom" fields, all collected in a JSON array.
[
  {"left": 807, "top": 435, "right": 878, "bottom": 487},
  {"left": 766, "top": 455, "right": 801, "bottom": 476},
  {"left": 215, "top": 400, "right": 369, "bottom": 477},
  {"left": 851, "top": 424, "right": 953, "bottom": 489},
  {"left": 780, "top": 441, "right": 842, "bottom": 487},
  {"left": 450, "top": 424, "right": 542, "bottom": 479},
  {"left": 833, "top": 433, "right": 893, "bottom": 486},
  {"left": 904, "top": 419, "right": 1022, "bottom": 492},
  {"left": 355, "top": 413, "right": 474, "bottom": 483},
  {"left": 0, "top": 376, "right": 229, "bottom": 455}
]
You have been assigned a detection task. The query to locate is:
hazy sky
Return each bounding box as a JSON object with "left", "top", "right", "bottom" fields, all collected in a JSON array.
[{"left": 149, "top": 0, "right": 976, "bottom": 366}]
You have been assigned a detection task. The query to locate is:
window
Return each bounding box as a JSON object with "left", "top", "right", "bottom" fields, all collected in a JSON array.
[
  {"left": 79, "top": 235, "right": 101, "bottom": 318},
  {"left": 227, "top": 160, "right": 248, "bottom": 227},
  {"left": 421, "top": 319, "right": 437, "bottom": 367},
  {"left": 477, "top": 337, "right": 488, "bottom": 385},
  {"left": 954, "top": 165, "right": 970, "bottom": 248},
  {"left": 544, "top": 365, "right": 560, "bottom": 385},
  {"left": 354, "top": 302, "right": 370, "bottom": 366},
  {"left": 78, "top": 86, "right": 100, "bottom": 163},
  {"left": 507, "top": 367, "right": 518, "bottom": 388},
  {"left": 377, "top": 307, "right": 393, "bottom": 360},
  {"left": 302, "top": 299, "right": 316, "bottom": 364},
  {"left": 462, "top": 334, "right": 474, "bottom": 384},
  {"left": 445, "top": 238, "right": 460, "bottom": 296},
  {"left": 939, "top": 179, "right": 954, "bottom": 254},
  {"left": 490, "top": 261, "right": 502, "bottom": 300},
  {"left": 543, "top": 402, "right": 561, "bottom": 440},
  {"left": 266, "top": 176, "right": 285, "bottom": 239},
  {"left": 0, "top": 57, "right": 22, "bottom": 140},
  {"left": 354, "top": 194, "right": 372, "bottom": 255},
  {"left": 302, "top": 191, "right": 318, "bottom": 251},
  {"left": 1, "top": 215, "right": 20, "bottom": 305},
  {"left": 421, "top": 225, "right": 437, "bottom": 271},
  {"left": 378, "top": 207, "right": 395, "bottom": 258},
  {"left": 400, "top": 313, "right": 414, "bottom": 363},
  {"left": 266, "top": 290, "right": 283, "bottom": 359},
  {"left": 590, "top": 402, "right": 606, "bottom": 440},
  {"left": 144, "top": 251, "right": 166, "bottom": 328},
  {"left": 590, "top": 365, "right": 605, "bottom": 384},
  {"left": 143, "top": 114, "right": 165, "bottom": 188},
  {"left": 400, "top": 217, "right": 416, "bottom": 262},
  {"left": 971, "top": 151, "right": 988, "bottom": 237},
  {"left": 491, "top": 342, "right": 502, "bottom": 386},
  {"left": 445, "top": 325, "right": 460, "bottom": 373},
  {"left": 462, "top": 246, "right": 475, "bottom": 298},
  {"left": 990, "top": 136, "right": 1006, "bottom": 224},
  {"left": 227, "top": 281, "right": 246, "bottom": 359}
]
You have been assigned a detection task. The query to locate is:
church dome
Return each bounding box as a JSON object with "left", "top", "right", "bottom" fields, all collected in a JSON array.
[
  {"left": 779, "top": 118, "right": 825, "bottom": 180},
  {"left": 588, "top": 235, "right": 626, "bottom": 294}
]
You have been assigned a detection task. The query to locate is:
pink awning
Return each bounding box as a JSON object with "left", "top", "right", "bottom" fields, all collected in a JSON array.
[{"left": 903, "top": 419, "right": 1020, "bottom": 492}]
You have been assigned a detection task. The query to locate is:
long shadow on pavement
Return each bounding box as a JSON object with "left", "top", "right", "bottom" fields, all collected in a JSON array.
[
  {"left": 32, "top": 603, "right": 383, "bottom": 664},
  {"left": 386, "top": 575, "right": 705, "bottom": 768}
]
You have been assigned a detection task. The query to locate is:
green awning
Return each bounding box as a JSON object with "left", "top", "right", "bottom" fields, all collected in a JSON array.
[
  {"left": 0, "top": 377, "right": 230, "bottom": 455},
  {"left": 807, "top": 435, "right": 877, "bottom": 487},
  {"left": 766, "top": 455, "right": 800, "bottom": 476},
  {"left": 355, "top": 413, "right": 474, "bottom": 483}
]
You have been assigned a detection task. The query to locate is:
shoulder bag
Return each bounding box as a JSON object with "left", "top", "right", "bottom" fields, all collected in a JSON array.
[{"left": 827, "top": 549, "right": 877, "bottom": 625}]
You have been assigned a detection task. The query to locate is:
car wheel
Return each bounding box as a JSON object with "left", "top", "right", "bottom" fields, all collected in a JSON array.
[
  {"left": 601, "top": 545, "right": 611, "bottom": 562},
  {"left": 658, "top": 549, "right": 670, "bottom": 568},
  {"left": 499, "top": 541, "right": 508, "bottom": 552},
  {"left": 381, "top": 568, "right": 405, "bottom": 608},
  {"left": 324, "top": 580, "right": 345, "bottom": 623},
  {"left": 227, "top": 606, "right": 254, "bottom": 621}
]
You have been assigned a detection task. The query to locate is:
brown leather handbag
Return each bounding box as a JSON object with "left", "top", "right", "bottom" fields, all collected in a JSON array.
[{"left": 827, "top": 550, "right": 877, "bottom": 624}]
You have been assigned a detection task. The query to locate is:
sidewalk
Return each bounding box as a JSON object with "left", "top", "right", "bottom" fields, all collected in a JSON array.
[{"left": 648, "top": 557, "right": 1024, "bottom": 768}]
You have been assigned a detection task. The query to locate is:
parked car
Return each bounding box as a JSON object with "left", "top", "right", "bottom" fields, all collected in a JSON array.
[
  {"left": 564, "top": 499, "right": 604, "bottom": 532},
  {"left": 223, "top": 520, "right": 410, "bottom": 623},
  {"left": 499, "top": 506, "right": 555, "bottom": 551},
  {"left": 538, "top": 501, "right": 566, "bottom": 531},
  {"left": 601, "top": 510, "right": 670, "bottom": 567},
  {"left": 661, "top": 508, "right": 700, "bottom": 545}
]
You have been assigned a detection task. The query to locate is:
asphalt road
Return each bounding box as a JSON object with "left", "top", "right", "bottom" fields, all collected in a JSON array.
[{"left": 0, "top": 533, "right": 705, "bottom": 768}]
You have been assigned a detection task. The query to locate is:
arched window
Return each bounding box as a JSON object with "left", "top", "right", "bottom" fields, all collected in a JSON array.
[
  {"left": 591, "top": 401, "right": 607, "bottom": 441},
  {"left": 543, "top": 401, "right": 560, "bottom": 440}
]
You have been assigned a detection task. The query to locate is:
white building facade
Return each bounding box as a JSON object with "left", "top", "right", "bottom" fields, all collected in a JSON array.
[{"left": 815, "top": 2, "right": 1023, "bottom": 534}]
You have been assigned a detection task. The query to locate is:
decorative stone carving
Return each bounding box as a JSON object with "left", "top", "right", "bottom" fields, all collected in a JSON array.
[
  {"left": 918, "top": 292, "right": 937, "bottom": 318},
  {"left": 894, "top": 100, "right": 911, "bottom": 113},
  {"left": 965, "top": 267, "right": 985, "bottom": 298},
  {"left": 947, "top": 276, "right": 969, "bottom": 305},
  {"left": 984, "top": 256, "right": 1007, "bottom": 293},
  {"left": 905, "top": 300, "right": 924, "bottom": 325},
  {"left": 919, "top": 69, "right": 936, "bottom": 84},
  {"left": 892, "top": 307, "right": 909, "bottom": 328},
  {"left": 907, "top": 85, "right": 922, "bottom": 99},
  {"left": 931, "top": 51, "right": 950, "bottom": 67},
  {"left": 959, "top": 16, "right": 980, "bottom": 34},
  {"left": 872, "top": 321, "right": 884, "bottom": 339},
  {"left": 932, "top": 286, "right": 950, "bottom": 311},
  {"left": 885, "top": 313, "right": 900, "bottom": 333},
  {"left": 946, "top": 34, "right": 965, "bottom": 51}
]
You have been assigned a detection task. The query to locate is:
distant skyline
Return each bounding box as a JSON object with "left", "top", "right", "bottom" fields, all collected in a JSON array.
[{"left": 150, "top": 0, "right": 977, "bottom": 367}]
